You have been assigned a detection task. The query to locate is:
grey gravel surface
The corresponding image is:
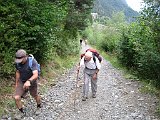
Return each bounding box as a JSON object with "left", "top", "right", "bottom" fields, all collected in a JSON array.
[{"left": 1, "top": 44, "right": 160, "bottom": 120}]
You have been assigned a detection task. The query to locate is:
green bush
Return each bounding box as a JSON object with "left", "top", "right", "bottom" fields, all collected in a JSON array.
[
  {"left": 84, "top": 23, "right": 122, "bottom": 53},
  {"left": 118, "top": 21, "right": 160, "bottom": 83},
  {"left": 100, "top": 27, "right": 121, "bottom": 53},
  {"left": 83, "top": 12, "right": 126, "bottom": 53},
  {"left": 117, "top": 31, "right": 136, "bottom": 68},
  {"left": 0, "top": 0, "right": 68, "bottom": 75},
  {"left": 0, "top": 0, "right": 94, "bottom": 77}
]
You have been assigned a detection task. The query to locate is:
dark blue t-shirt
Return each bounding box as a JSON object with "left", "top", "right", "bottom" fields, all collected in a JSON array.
[{"left": 16, "top": 57, "right": 38, "bottom": 82}]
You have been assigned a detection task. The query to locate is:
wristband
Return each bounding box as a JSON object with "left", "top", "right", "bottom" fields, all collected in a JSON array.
[{"left": 27, "top": 79, "right": 32, "bottom": 83}]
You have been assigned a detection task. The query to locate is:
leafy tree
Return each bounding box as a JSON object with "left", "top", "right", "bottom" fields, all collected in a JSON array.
[
  {"left": 0, "top": 0, "right": 94, "bottom": 77},
  {"left": 118, "top": 0, "right": 160, "bottom": 84},
  {"left": 141, "top": 0, "right": 160, "bottom": 50}
]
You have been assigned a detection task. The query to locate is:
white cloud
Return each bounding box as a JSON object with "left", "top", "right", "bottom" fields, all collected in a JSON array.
[{"left": 126, "top": 0, "right": 144, "bottom": 12}]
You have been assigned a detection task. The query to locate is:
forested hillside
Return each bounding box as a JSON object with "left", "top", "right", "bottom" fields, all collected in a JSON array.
[{"left": 92, "top": 0, "right": 139, "bottom": 22}]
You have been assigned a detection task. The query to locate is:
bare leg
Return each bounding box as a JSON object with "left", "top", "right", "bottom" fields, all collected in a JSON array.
[
  {"left": 14, "top": 95, "right": 23, "bottom": 109},
  {"left": 34, "top": 95, "right": 41, "bottom": 106}
]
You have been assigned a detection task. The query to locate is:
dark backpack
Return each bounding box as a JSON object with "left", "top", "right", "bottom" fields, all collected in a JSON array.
[{"left": 80, "top": 48, "right": 102, "bottom": 63}]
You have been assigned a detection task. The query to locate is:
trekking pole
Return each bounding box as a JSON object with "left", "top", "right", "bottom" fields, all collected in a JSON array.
[{"left": 73, "top": 69, "right": 79, "bottom": 111}]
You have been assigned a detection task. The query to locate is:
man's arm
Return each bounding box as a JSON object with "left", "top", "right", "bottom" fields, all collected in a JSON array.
[
  {"left": 28, "top": 59, "right": 39, "bottom": 82},
  {"left": 95, "top": 57, "right": 101, "bottom": 71},
  {"left": 93, "top": 57, "right": 101, "bottom": 79},
  {"left": 28, "top": 70, "right": 38, "bottom": 82},
  {"left": 15, "top": 70, "right": 20, "bottom": 87},
  {"left": 95, "top": 69, "right": 99, "bottom": 74}
]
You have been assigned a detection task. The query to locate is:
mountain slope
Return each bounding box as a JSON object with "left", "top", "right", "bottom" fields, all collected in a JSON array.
[{"left": 92, "top": 0, "right": 139, "bottom": 22}]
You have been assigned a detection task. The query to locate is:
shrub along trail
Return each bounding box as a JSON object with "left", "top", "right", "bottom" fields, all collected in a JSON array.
[{"left": 1, "top": 44, "right": 159, "bottom": 120}]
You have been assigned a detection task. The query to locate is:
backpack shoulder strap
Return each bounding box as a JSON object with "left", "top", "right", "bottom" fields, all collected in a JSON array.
[
  {"left": 28, "top": 57, "right": 34, "bottom": 70},
  {"left": 93, "top": 55, "right": 96, "bottom": 63}
]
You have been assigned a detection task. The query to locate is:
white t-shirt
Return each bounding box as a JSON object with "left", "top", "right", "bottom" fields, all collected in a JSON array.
[{"left": 80, "top": 56, "right": 101, "bottom": 70}]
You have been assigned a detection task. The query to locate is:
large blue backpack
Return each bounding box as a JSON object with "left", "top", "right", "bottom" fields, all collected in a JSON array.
[{"left": 28, "top": 54, "right": 41, "bottom": 79}]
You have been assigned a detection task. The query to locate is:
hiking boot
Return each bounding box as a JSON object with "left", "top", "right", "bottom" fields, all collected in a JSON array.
[
  {"left": 35, "top": 103, "right": 42, "bottom": 115},
  {"left": 35, "top": 108, "right": 41, "bottom": 115},
  {"left": 82, "top": 96, "right": 88, "bottom": 101},
  {"left": 14, "top": 111, "right": 25, "bottom": 120},
  {"left": 82, "top": 97, "right": 86, "bottom": 101},
  {"left": 92, "top": 94, "right": 96, "bottom": 98},
  {"left": 37, "top": 103, "right": 42, "bottom": 108}
]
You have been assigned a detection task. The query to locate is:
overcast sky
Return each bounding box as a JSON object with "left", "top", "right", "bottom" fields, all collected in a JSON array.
[{"left": 126, "top": 0, "right": 144, "bottom": 12}]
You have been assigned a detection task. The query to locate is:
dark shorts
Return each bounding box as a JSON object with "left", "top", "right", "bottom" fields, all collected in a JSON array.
[{"left": 14, "top": 80, "right": 38, "bottom": 98}]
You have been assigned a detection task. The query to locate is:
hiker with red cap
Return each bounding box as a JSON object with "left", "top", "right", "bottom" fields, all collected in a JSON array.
[
  {"left": 13, "top": 49, "right": 41, "bottom": 117},
  {"left": 77, "top": 50, "right": 101, "bottom": 101}
]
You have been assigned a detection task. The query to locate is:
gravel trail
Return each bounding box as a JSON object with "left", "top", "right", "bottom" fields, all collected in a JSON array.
[{"left": 1, "top": 44, "right": 159, "bottom": 120}]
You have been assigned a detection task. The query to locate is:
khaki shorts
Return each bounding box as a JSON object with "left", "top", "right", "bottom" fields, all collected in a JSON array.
[{"left": 14, "top": 80, "right": 38, "bottom": 98}]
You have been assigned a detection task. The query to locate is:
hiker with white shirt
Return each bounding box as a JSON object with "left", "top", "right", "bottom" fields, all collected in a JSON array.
[{"left": 77, "top": 50, "right": 101, "bottom": 101}]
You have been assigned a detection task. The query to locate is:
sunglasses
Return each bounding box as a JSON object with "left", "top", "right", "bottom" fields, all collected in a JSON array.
[{"left": 16, "top": 56, "right": 25, "bottom": 59}]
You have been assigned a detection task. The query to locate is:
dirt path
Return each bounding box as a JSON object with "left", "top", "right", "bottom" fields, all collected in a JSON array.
[{"left": 1, "top": 43, "right": 159, "bottom": 120}]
